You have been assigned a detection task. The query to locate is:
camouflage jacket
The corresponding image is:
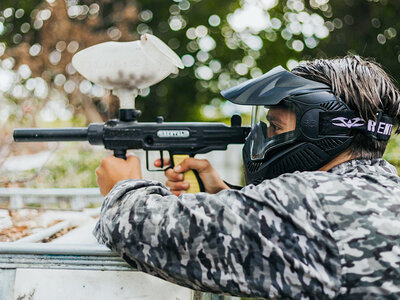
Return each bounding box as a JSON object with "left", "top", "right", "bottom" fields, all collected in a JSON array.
[{"left": 93, "top": 159, "right": 400, "bottom": 299}]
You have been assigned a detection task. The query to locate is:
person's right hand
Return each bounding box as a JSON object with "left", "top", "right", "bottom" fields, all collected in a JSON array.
[{"left": 154, "top": 157, "right": 229, "bottom": 196}]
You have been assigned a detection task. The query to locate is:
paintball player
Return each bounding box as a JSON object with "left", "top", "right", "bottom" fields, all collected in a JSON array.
[{"left": 94, "top": 56, "right": 400, "bottom": 299}]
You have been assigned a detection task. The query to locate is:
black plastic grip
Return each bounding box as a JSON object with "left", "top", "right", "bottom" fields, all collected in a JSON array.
[{"left": 113, "top": 149, "right": 127, "bottom": 160}]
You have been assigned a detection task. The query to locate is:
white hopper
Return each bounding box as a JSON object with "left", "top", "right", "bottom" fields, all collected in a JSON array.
[{"left": 72, "top": 34, "right": 184, "bottom": 109}]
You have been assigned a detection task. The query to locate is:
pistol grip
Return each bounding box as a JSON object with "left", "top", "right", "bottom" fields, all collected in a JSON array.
[
  {"left": 171, "top": 154, "right": 205, "bottom": 193},
  {"left": 114, "top": 149, "right": 127, "bottom": 160}
]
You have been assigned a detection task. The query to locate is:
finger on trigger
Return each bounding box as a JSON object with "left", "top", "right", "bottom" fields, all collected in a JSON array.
[
  {"left": 154, "top": 157, "right": 171, "bottom": 168},
  {"left": 154, "top": 159, "right": 161, "bottom": 168}
]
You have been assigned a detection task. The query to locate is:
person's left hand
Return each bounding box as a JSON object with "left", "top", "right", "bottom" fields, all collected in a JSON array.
[{"left": 96, "top": 155, "right": 142, "bottom": 195}]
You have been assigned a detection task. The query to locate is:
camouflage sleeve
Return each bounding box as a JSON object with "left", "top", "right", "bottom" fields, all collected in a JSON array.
[{"left": 93, "top": 175, "right": 341, "bottom": 299}]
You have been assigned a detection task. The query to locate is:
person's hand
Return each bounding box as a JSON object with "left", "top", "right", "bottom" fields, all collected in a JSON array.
[
  {"left": 96, "top": 155, "right": 142, "bottom": 196},
  {"left": 154, "top": 157, "right": 229, "bottom": 196}
]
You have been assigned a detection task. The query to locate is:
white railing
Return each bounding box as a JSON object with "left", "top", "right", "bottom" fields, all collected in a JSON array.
[{"left": 0, "top": 187, "right": 103, "bottom": 210}]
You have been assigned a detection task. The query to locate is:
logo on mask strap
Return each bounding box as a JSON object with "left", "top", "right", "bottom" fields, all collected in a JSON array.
[{"left": 331, "top": 117, "right": 365, "bottom": 128}]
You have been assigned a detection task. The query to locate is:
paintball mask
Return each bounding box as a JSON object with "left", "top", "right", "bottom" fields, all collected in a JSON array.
[{"left": 222, "top": 66, "right": 394, "bottom": 185}]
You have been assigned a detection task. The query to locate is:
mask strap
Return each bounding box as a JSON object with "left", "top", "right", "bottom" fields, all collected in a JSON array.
[{"left": 319, "top": 111, "right": 393, "bottom": 141}]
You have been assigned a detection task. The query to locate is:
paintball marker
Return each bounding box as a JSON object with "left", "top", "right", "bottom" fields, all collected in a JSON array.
[{"left": 13, "top": 34, "right": 250, "bottom": 193}]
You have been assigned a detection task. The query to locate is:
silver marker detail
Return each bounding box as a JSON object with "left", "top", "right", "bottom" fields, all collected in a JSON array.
[{"left": 157, "top": 130, "right": 190, "bottom": 138}]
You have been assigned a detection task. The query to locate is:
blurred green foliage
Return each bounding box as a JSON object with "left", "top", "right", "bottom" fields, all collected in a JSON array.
[
  {"left": 0, "top": 0, "right": 338, "bottom": 122},
  {"left": 1, "top": 0, "right": 399, "bottom": 120},
  {"left": 313, "top": 0, "right": 400, "bottom": 80},
  {"left": 30, "top": 144, "right": 105, "bottom": 188},
  {"left": 385, "top": 134, "right": 400, "bottom": 173},
  {"left": 38, "top": 145, "right": 103, "bottom": 188}
]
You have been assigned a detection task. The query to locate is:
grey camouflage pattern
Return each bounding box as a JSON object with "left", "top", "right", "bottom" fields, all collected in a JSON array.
[{"left": 94, "top": 159, "right": 400, "bottom": 299}]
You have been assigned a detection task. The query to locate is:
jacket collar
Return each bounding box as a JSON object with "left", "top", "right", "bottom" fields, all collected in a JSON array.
[{"left": 328, "top": 158, "right": 398, "bottom": 176}]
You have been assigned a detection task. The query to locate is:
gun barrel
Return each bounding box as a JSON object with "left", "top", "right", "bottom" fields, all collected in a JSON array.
[{"left": 13, "top": 128, "right": 89, "bottom": 142}]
